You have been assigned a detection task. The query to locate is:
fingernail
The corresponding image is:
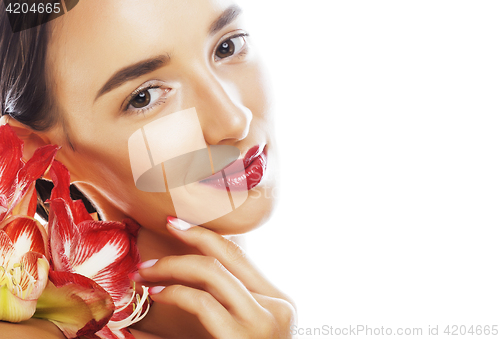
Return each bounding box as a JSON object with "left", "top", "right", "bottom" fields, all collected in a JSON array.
[
  {"left": 128, "top": 272, "right": 145, "bottom": 282},
  {"left": 167, "top": 216, "right": 193, "bottom": 231},
  {"left": 149, "top": 286, "right": 166, "bottom": 295},
  {"left": 137, "top": 259, "right": 158, "bottom": 269}
]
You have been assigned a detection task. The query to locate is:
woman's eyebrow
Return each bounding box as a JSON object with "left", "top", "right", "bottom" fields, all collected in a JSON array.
[
  {"left": 94, "top": 55, "right": 170, "bottom": 102},
  {"left": 209, "top": 4, "right": 242, "bottom": 36},
  {"left": 94, "top": 5, "right": 242, "bottom": 103}
]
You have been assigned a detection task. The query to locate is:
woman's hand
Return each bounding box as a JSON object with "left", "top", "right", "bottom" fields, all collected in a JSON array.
[
  {"left": 130, "top": 217, "right": 296, "bottom": 339},
  {"left": 0, "top": 318, "right": 66, "bottom": 339}
]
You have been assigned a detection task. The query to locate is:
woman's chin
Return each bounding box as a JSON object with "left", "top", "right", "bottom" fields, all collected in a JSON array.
[{"left": 201, "top": 187, "right": 277, "bottom": 235}]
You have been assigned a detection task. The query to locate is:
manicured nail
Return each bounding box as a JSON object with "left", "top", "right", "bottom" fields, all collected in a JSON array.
[
  {"left": 137, "top": 259, "right": 158, "bottom": 269},
  {"left": 149, "top": 286, "right": 166, "bottom": 295},
  {"left": 128, "top": 272, "right": 145, "bottom": 282},
  {"left": 167, "top": 216, "right": 193, "bottom": 231}
]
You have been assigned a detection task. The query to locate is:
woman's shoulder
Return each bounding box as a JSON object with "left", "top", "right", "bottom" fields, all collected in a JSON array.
[{"left": 0, "top": 318, "right": 66, "bottom": 339}]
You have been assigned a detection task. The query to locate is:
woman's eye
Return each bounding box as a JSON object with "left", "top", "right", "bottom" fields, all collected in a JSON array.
[
  {"left": 128, "top": 87, "right": 165, "bottom": 110},
  {"left": 215, "top": 34, "right": 248, "bottom": 60}
]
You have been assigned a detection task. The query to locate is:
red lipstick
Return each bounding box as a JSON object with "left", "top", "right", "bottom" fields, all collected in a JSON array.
[{"left": 199, "top": 144, "right": 267, "bottom": 191}]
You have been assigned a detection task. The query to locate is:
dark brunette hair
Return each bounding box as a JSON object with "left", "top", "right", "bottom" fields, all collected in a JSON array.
[{"left": 0, "top": 4, "right": 97, "bottom": 220}]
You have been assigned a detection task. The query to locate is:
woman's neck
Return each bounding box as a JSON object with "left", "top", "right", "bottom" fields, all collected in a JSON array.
[{"left": 73, "top": 181, "right": 198, "bottom": 261}]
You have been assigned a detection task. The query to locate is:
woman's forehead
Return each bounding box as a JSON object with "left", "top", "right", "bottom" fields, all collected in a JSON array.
[
  {"left": 49, "top": 0, "right": 238, "bottom": 61},
  {"left": 52, "top": 0, "right": 237, "bottom": 36},
  {"left": 45, "top": 0, "right": 241, "bottom": 114}
]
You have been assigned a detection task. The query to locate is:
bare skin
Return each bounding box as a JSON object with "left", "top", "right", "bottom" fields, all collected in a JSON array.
[{"left": 0, "top": 0, "right": 295, "bottom": 337}]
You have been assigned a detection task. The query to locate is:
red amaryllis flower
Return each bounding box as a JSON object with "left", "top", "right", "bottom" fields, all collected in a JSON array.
[
  {"left": 0, "top": 124, "right": 57, "bottom": 322},
  {"left": 0, "top": 124, "right": 148, "bottom": 338},
  {"left": 42, "top": 160, "right": 149, "bottom": 339},
  {"left": 34, "top": 269, "right": 115, "bottom": 338},
  {"left": 0, "top": 123, "right": 106, "bottom": 335},
  {"left": 0, "top": 217, "right": 50, "bottom": 322},
  {"left": 0, "top": 124, "right": 59, "bottom": 222}
]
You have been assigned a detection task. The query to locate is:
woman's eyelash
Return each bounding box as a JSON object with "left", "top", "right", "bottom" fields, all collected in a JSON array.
[
  {"left": 123, "top": 84, "right": 167, "bottom": 115},
  {"left": 122, "top": 32, "right": 250, "bottom": 115},
  {"left": 132, "top": 97, "right": 166, "bottom": 116},
  {"left": 227, "top": 32, "right": 249, "bottom": 40},
  {"left": 129, "top": 84, "right": 158, "bottom": 102},
  {"left": 215, "top": 32, "right": 250, "bottom": 61}
]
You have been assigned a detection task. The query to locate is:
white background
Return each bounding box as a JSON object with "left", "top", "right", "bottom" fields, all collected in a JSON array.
[{"left": 240, "top": 1, "right": 500, "bottom": 338}]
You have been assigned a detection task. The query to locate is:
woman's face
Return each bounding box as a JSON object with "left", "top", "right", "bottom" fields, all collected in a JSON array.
[{"left": 44, "top": 0, "right": 277, "bottom": 235}]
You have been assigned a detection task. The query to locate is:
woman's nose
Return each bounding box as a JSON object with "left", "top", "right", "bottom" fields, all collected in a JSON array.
[{"left": 188, "top": 71, "right": 252, "bottom": 145}]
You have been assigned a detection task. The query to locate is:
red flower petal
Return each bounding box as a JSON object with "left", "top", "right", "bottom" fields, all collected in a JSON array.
[
  {"left": 48, "top": 160, "right": 72, "bottom": 204},
  {"left": 0, "top": 125, "right": 24, "bottom": 218},
  {"left": 69, "top": 220, "right": 139, "bottom": 306},
  {"left": 17, "top": 144, "right": 59, "bottom": 194},
  {"left": 48, "top": 198, "right": 141, "bottom": 307},
  {"left": 121, "top": 219, "right": 141, "bottom": 239},
  {"left": 0, "top": 230, "right": 15, "bottom": 263},
  {"left": 90, "top": 254, "right": 137, "bottom": 307},
  {"left": 18, "top": 252, "right": 50, "bottom": 299},
  {"left": 1, "top": 216, "right": 48, "bottom": 258},
  {"left": 49, "top": 160, "right": 93, "bottom": 225},
  {"left": 5, "top": 146, "right": 58, "bottom": 222},
  {"left": 70, "top": 223, "right": 130, "bottom": 270},
  {"left": 11, "top": 182, "right": 38, "bottom": 218},
  {"left": 72, "top": 199, "right": 95, "bottom": 225},
  {"left": 95, "top": 325, "right": 136, "bottom": 339},
  {"left": 45, "top": 158, "right": 145, "bottom": 338},
  {"left": 0, "top": 125, "right": 59, "bottom": 222},
  {"left": 34, "top": 270, "right": 114, "bottom": 339},
  {"left": 47, "top": 198, "right": 75, "bottom": 272}
]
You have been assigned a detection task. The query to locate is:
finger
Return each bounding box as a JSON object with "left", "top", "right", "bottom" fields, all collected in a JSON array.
[
  {"left": 134, "top": 255, "right": 264, "bottom": 321},
  {"left": 166, "top": 216, "right": 287, "bottom": 299},
  {"left": 251, "top": 292, "right": 297, "bottom": 329},
  {"left": 149, "top": 284, "right": 242, "bottom": 338}
]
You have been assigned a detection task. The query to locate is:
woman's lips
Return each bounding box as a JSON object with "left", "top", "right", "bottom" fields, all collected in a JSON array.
[{"left": 199, "top": 145, "right": 267, "bottom": 191}]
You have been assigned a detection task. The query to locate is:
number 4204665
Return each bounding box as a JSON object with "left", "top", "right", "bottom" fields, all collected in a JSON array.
[
  {"left": 444, "top": 325, "right": 498, "bottom": 336},
  {"left": 5, "top": 2, "right": 61, "bottom": 14}
]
